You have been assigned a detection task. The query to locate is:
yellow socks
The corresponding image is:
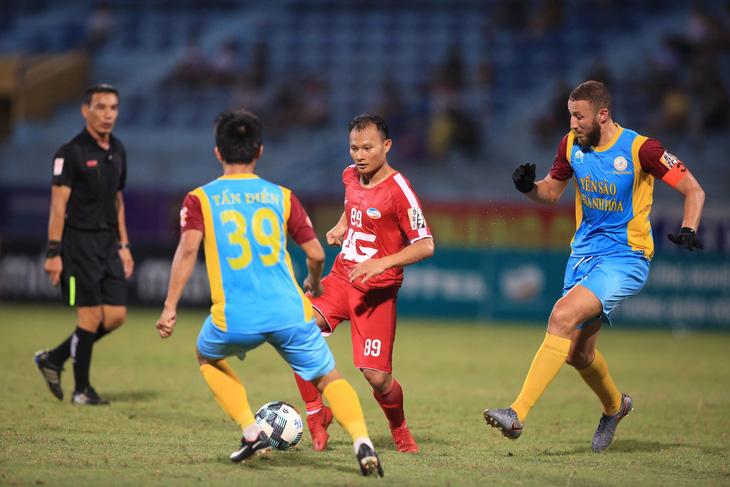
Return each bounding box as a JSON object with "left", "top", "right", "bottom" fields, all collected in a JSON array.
[
  {"left": 200, "top": 360, "right": 256, "bottom": 430},
  {"left": 323, "top": 379, "right": 369, "bottom": 441},
  {"left": 510, "top": 333, "right": 571, "bottom": 422},
  {"left": 577, "top": 349, "right": 622, "bottom": 415}
]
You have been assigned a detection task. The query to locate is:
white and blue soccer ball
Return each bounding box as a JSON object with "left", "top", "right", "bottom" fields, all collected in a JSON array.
[{"left": 255, "top": 401, "right": 304, "bottom": 451}]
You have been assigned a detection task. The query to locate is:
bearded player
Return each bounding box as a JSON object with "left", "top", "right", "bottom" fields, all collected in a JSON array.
[{"left": 484, "top": 80, "right": 705, "bottom": 452}]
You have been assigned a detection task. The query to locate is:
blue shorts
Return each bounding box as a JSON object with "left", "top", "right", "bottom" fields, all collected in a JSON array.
[
  {"left": 563, "top": 251, "right": 650, "bottom": 327},
  {"left": 196, "top": 315, "right": 336, "bottom": 381}
]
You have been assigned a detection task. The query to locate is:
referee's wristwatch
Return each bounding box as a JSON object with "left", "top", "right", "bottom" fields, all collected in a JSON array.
[{"left": 118, "top": 242, "right": 130, "bottom": 250}]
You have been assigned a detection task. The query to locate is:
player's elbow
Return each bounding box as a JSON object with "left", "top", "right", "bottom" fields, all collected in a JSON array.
[
  {"left": 538, "top": 192, "right": 560, "bottom": 206},
  {"left": 694, "top": 186, "right": 705, "bottom": 207},
  {"left": 308, "top": 253, "right": 325, "bottom": 268},
  {"left": 179, "top": 244, "right": 199, "bottom": 259},
  {"left": 306, "top": 245, "right": 326, "bottom": 266},
  {"left": 421, "top": 238, "right": 435, "bottom": 259}
]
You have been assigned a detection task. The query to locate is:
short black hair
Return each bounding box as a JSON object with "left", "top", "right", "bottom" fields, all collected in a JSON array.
[
  {"left": 83, "top": 83, "right": 119, "bottom": 105},
  {"left": 569, "top": 80, "right": 612, "bottom": 114},
  {"left": 214, "top": 109, "right": 263, "bottom": 164},
  {"left": 349, "top": 113, "right": 389, "bottom": 140}
]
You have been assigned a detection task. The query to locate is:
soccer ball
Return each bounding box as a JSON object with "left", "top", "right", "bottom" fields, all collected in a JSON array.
[{"left": 254, "top": 401, "right": 304, "bottom": 451}]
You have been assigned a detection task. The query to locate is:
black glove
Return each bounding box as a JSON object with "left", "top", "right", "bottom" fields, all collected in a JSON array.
[
  {"left": 667, "top": 227, "right": 704, "bottom": 251},
  {"left": 512, "top": 163, "right": 536, "bottom": 193}
]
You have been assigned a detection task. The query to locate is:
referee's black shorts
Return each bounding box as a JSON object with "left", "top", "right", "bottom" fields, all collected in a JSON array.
[{"left": 60, "top": 227, "right": 127, "bottom": 307}]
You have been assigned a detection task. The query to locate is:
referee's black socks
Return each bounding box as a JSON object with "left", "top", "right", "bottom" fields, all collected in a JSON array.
[
  {"left": 48, "top": 322, "right": 110, "bottom": 366},
  {"left": 71, "top": 327, "right": 95, "bottom": 392},
  {"left": 95, "top": 323, "right": 110, "bottom": 340}
]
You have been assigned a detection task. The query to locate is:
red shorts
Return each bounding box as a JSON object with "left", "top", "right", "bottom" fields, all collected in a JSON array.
[{"left": 310, "top": 273, "right": 399, "bottom": 373}]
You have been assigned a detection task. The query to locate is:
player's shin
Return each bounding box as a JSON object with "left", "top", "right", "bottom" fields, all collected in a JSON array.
[
  {"left": 294, "top": 371, "right": 324, "bottom": 413},
  {"left": 510, "top": 333, "right": 571, "bottom": 422},
  {"left": 576, "top": 349, "right": 622, "bottom": 415},
  {"left": 373, "top": 379, "right": 406, "bottom": 429},
  {"left": 200, "top": 360, "right": 256, "bottom": 432},
  {"left": 323, "top": 379, "right": 369, "bottom": 441}
]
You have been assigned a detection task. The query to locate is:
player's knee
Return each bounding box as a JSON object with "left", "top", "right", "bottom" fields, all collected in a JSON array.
[
  {"left": 547, "top": 305, "right": 576, "bottom": 335},
  {"left": 114, "top": 310, "right": 127, "bottom": 325},
  {"left": 105, "top": 311, "right": 126, "bottom": 330},
  {"left": 312, "top": 368, "right": 341, "bottom": 392},
  {"left": 361, "top": 369, "right": 391, "bottom": 393}
]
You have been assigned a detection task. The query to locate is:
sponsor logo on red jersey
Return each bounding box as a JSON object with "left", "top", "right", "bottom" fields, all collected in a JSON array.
[
  {"left": 366, "top": 208, "right": 381, "bottom": 219},
  {"left": 408, "top": 207, "right": 427, "bottom": 230}
]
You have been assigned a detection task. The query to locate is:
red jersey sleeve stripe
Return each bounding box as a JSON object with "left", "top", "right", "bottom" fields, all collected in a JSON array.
[{"left": 393, "top": 173, "right": 419, "bottom": 206}]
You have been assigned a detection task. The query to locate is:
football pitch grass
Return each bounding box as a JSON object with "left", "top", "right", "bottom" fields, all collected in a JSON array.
[{"left": 2, "top": 303, "right": 728, "bottom": 486}]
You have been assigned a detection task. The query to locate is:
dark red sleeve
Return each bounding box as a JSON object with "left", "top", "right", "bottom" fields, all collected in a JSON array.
[
  {"left": 637, "top": 138, "right": 669, "bottom": 178},
  {"left": 548, "top": 134, "right": 573, "bottom": 181},
  {"left": 638, "top": 138, "right": 690, "bottom": 187},
  {"left": 180, "top": 193, "right": 204, "bottom": 234},
  {"left": 287, "top": 193, "right": 317, "bottom": 245}
]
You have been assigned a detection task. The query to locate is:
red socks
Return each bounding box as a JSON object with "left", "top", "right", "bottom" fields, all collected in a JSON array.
[
  {"left": 294, "top": 372, "right": 324, "bottom": 413},
  {"left": 296, "top": 371, "right": 407, "bottom": 430},
  {"left": 373, "top": 379, "right": 406, "bottom": 429}
]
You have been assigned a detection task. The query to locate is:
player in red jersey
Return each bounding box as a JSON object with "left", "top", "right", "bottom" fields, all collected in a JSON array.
[{"left": 294, "top": 113, "right": 434, "bottom": 453}]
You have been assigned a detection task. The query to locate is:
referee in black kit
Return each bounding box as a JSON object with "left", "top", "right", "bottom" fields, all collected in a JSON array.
[{"left": 34, "top": 84, "right": 134, "bottom": 405}]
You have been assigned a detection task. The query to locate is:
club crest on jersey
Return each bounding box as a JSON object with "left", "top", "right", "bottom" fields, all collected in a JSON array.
[
  {"left": 613, "top": 156, "right": 628, "bottom": 171},
  {"left": 573, "top": 150, "right": 584, "bottom": 164},
  {"left": 366, "top": 208, "right": 381, "bottom": 220},
  {"left": 53, "top": 158, "right": 64, "bottom": 175},
  {"left": 660, "top": 151, "right": 679, "bottom": 168},
  {"left": 408, "top": 207, "right": 427, "bottom": 230}
]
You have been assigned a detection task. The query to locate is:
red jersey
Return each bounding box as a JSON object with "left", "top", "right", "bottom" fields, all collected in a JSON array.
[{"left": 330, "top": 165, "right": 432, "bottom": 291}]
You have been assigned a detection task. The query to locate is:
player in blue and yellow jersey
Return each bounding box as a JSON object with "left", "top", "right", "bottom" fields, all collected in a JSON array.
[
  {"left": 483, "top": 81, "right": 705, "bottom": 452},
  {"left": 155, "top": 110, "right": 383, "bottom": 476}
]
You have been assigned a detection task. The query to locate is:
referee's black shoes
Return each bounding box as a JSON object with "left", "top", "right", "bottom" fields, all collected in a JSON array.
[
  {"left": 71, "top": 387, "right": 110, "bottom": 406},
  {"left": 34, "top": 349, "right": 64, "bottom": 400}
]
